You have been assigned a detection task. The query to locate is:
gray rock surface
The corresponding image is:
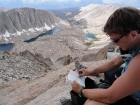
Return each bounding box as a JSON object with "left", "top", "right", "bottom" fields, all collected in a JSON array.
[
  {"left": 0, "top": 51, "right": 51, "bottom": 82},
  {"left": 0, "top": 7, "right": 70, "bottom": 43},
  {"left": 0, "top": 57, "right": 107, "bottom": 105},
  {"left": 0, "top": 44, "right": 110, "bottom": 105}
]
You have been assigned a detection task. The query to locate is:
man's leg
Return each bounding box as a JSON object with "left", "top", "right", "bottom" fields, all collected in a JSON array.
[
  {"left": 84, "top": 99, "right": 108, "bottom": 105},
  {"left": 110, "top": 96, "right": 139, "bottom": 105}
]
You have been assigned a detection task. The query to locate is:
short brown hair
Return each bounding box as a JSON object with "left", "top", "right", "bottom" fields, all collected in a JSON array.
[{"left": 103, "top": 7, "right": 140, "bottom": 36}]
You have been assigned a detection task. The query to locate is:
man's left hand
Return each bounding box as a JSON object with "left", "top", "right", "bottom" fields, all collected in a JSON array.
[{"left": 71, "top": 80, "right": 82, "bottom": 93}]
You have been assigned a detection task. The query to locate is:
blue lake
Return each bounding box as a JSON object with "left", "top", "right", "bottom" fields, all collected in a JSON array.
[
  {"left": 86, "top": 33, "right": 96, "bottom": 39},
  {"left": 24, "top": 28, "right": 59, "bottom": 43},
  {"left": 0, "top": 28, "right": 59, "bottom": 51},
  {"left": 0, "top": 43, "right": 14, "bottom": 52},
  {"left": 0, "top": 30, "right": 95, "bottom": 52}
]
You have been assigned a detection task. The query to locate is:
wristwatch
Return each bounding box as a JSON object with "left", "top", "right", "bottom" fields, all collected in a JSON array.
[{"left": 79, "top": 88, "right": 84, "bottom": 97}]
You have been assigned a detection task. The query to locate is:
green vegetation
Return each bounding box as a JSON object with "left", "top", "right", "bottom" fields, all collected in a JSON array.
[
  {"left": 84, "top": 37, "right": 100, "bottom": 50},
  {"left": 84, "top": 42, "right": 92, "bottom": 47}
]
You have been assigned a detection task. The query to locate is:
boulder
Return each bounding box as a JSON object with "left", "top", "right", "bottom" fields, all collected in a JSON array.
[
  {"left": 20, "top": 50, "right": 53, "bottom": 68},
  {"left": 55, "top": 55, "right": 75, "bottom": 66},
  {"left": 79, "top": 45, "right": 108, "bottom": 62}
]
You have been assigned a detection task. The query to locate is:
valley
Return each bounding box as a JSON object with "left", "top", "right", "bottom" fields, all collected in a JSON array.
[{"left": 0, "top": 4, "right": 119, "bottom": 105}]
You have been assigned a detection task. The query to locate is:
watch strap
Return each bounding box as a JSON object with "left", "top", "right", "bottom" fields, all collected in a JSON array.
[{"left": 79, "top": 88, "right": 84, "bottom": 97}]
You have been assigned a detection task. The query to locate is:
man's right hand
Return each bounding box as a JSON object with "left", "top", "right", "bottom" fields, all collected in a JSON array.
[
  {"left": 78, "top": 68, "right": 92, "bottom": 77},
  {"left": 79, "top": 67, "right": 101, "bottom": 77}
]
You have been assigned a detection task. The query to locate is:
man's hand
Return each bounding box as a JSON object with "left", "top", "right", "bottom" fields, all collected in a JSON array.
[{"left": 71, "top": 80, "right": 82, "bottom": 94}]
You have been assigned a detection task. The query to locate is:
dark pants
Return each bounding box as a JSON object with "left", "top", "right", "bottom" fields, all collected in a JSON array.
[
  {"left": 99, "top": 67, "right": 139, "bottom": 105},
  {"left": 110, "top": 96, "right": 139, "bottom": 105}
]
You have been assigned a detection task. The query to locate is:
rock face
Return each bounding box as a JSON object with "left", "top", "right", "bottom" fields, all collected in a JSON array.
[
  {"left": 74, "top": 4, "right": 120, "bottom": 30},
  {"left": 20, "top": 50, "right": 53, "bottom": 67},
  {"left": 79, "top": 45, "right": 108, "bottom": 62},
  {"left": 55, "top": 55, "right": 76, "bottom": 66},
  {"left": 0, "top": 44, "right": 108, "bottom": 83},
  {"left": 0, "top": 8, "right": 70, "bottom": 43},
  {"left": 0, "top": 51, "right": 51, "bottom": 82}
]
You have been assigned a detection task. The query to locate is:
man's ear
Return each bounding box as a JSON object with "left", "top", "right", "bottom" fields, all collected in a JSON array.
[{"left": 130, "top": 30, "right": 138, "bottom": 38}]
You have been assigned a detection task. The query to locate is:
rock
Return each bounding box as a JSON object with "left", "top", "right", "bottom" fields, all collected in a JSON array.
[
  {"left": 20, "top": 50, "right": 52, "bottom": 69},
  {"left": 55, "top": 55, "right": 75, "bottom": 66},
  {"left": 63, "top": 55, "right": 74, "bottom": 66},
  {"left": 0, "top": 60, "right": 107, "bottom": 105},
  {"left": 96, "top": 45, "right": 108, "bottom": 60},
  {"left": 79, "top": 45, "right": 108, "bottom": 62},
  {"left": 0, "top": 51, "right": 52, "bottom": 82}
]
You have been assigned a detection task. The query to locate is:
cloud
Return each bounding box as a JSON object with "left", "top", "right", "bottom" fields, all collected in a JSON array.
[
  {"left": 21, "top": 0, "right": 81, "bottom": 4},
  {"left": 102, "top": 0, "right": 138, "bottom": 5},
  {"left": 1, "top": 0, "right": 139, "bottom": 9},
  {"left": 0, "top": 0, "right": 102, "bottom": 9},
  {"left": 102, "top": 0, "right": 140, "bottom": 8},
  {"left": 74, "top": 0, "right": 81, "bottom": 2},
  {"left": 0, "top": 0, "right": 15, "bottom": 2},
  {"left": 57, "top": 0, "right": 70, "bottom": 2},
  {"left": 57, "top": 0, "right": 81, "bottom": 2},
  {"left": 22, "top": 0, "right": 45, "bottom": 4}
]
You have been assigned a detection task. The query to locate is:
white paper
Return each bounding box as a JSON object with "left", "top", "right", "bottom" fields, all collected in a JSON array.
[{"left": 66, "top": 70, "right": 85, "bottom": 88}]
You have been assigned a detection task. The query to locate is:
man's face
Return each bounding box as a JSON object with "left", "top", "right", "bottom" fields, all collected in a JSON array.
[{"left": 109, "top": 33, "right": 131, "bottom": 51}]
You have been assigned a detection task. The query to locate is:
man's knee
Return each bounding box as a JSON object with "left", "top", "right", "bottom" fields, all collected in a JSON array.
[
  {"left": 84, "top": 99, "right": 91, "bottom": 105},
  {"left": 84, "top": 99, "right": 108, "bottom": 105}
]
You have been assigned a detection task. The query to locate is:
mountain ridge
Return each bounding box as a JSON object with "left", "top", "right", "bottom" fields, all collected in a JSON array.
[{"left": 0, "top": 7, "right": 70, "bottom": 44}]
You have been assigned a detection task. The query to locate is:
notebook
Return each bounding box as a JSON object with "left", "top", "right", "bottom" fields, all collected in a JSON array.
[{"left": 66, "top": 70, "right": 85, "bottom": 88}]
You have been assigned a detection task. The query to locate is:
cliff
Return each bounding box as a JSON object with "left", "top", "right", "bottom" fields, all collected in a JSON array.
[{"left": 0, "top": 8, "right": 70, "bottom": 43}]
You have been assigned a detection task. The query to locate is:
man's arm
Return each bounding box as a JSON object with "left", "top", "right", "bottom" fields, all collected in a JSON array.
[
  {"left": 81, "top": 54, "right": 140, "bottom": 103},
  {"left": 79, "top": 56, "right": 124, "bottom": 77},
  {"left": 87, "top": 56, "right": 124, "bottom": 76}
]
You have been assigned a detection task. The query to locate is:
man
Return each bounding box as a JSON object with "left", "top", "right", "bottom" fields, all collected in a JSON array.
[{"left": 71, "top": 7, "right": 140, "bottom": 105}]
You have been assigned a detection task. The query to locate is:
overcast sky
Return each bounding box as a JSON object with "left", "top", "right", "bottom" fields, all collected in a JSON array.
[{"left": 0, "top": 0, "right": 140, "bottom": 10}]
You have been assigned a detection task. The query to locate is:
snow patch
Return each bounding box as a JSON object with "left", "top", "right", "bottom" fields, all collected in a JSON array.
[
  {"left": 28, "top": 28, "right": 35, "bottom": 33},
  {"left": 59, "top": 20, "right": 69, "bottom": 26},
  {"left": 16, "top": 31, "right": 22, "bottom": 36},
  {"left": 3, "top": 31, "right": 10, "bottom": 37},
  {"left": 51, "top": 25, "right": 54, "bottom": 28},
  {"left": 27, "top": 33, "right": 30, "bottom": 35},
  {"left": 35, "top": 27, "right": 42, "bottom": 31},
  {"left": 22, "top": 29, "right": 27, "bottom": 32},
  {"left": 66, "top": 12, "right": 72, "bottom": 16},
  {"left": 44, "top": 23, "right": 51, "bottom": 30},
  {"left": 4, "top": 37, "right": 9, "bottom": 42},
  {"left": 1, "top": 24, "right": 55, "bottom": 39},
  {"left": 0, "top": 35, "right": 2, "bottom": 40}
]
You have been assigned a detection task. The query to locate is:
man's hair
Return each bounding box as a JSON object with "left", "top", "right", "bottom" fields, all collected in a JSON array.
[{"left": 103, "top": 7, "right": 140, "bottom": 36}]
